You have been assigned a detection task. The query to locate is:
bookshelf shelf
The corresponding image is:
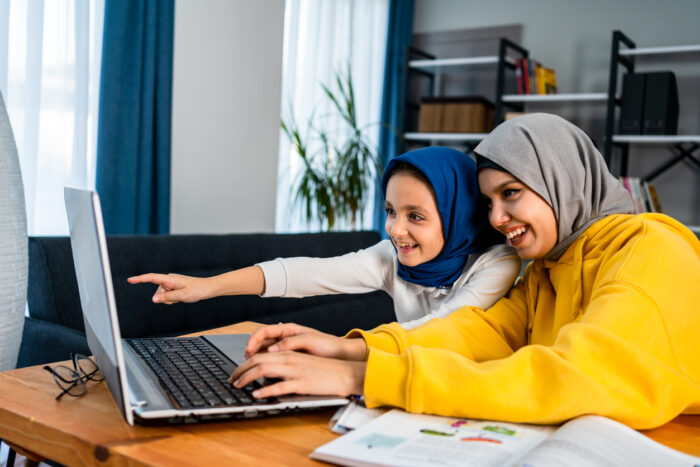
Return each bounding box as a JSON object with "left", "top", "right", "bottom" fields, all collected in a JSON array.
[
  {"left": 403, "top": 132, "right": 488, "bottom": 142},
  {"left": 502, "top": 93, "right": 608, "bottom": 103},
  {"left": 619, "top": 44, "right": 700, "bottom": 57},
  {"left": 612, "top": 135, "right": 700, "bottom": 144},
  {"left": 409, "top": 56, "right": 499, "bottom": 68}
]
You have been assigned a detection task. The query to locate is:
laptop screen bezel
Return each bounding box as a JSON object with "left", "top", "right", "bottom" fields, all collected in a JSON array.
[{"left": 64, "top": 187, "right": 134, "bottom": 426}]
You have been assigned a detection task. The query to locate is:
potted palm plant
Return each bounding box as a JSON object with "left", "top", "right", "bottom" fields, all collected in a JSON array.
[{"left": 281, "top": 69, "right": 382, "bottom": 230}]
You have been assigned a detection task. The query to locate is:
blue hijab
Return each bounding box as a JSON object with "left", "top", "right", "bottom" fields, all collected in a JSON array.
[{"left": 381, "top": 146, "right": 501, "bottom": 288}]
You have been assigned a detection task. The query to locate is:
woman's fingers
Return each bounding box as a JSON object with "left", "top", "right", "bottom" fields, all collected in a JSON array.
[
  {"left": 245, "top": 323, "right": 313, "bottom": 355},
  {"left": 229, "top": 352, "right": 291, "bottom": 386},
  {"left": 268, "top": 333, "right": 338, "bottom": 358},
  {"left": 251, "top": 379, "right": 299, "bottom": 399},
  {"left": 228, "top": 351, "right": 366, "bottom": 398}
]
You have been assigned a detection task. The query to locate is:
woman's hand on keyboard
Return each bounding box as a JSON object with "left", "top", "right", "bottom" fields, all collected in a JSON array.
[
  {"left": 245, "top": 323, "right": 367, "bottom": 361},
  {"left": 229, "top": 351, "right": 366, "bottom": 398}
]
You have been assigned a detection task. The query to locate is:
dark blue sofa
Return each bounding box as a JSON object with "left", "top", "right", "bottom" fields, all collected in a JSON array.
[{"left": 17, "top": 231, "right": 394, "bottom": 367}]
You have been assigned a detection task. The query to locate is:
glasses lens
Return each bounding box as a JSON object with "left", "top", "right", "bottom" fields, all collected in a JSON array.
[
  {"left": 52, "top": 365, "right": 86, "bottom": 396},
  {"left": 74, "top": 354, "right": 103, "bottom": 382}
]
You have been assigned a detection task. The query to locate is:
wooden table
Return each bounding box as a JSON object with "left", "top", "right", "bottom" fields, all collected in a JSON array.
[{"left": 1, "top": 321, "right": 699, "bottom": 466}]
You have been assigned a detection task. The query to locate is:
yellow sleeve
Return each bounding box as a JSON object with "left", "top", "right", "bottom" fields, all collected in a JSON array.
[
  {"left": 346, "top": 276, "right": 530, "bottom": 361},
  {"left": 361, "top": 220, "right": 700, "bottom": 430}
]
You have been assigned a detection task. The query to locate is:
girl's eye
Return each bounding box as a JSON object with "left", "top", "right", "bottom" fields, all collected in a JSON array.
[
  {"left": 385, "top": 207, "right": 395, "bottom": 216},
  {"left": 409, "top": 213, "right": 424, "bottom": 221},
  {"left": 503, "top": 188, "right": 520, "bottom": 199}
]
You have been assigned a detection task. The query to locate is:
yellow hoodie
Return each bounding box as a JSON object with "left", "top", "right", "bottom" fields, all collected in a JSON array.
[{"left": 350, "top": 214, "right": 700, "bottom": 429}]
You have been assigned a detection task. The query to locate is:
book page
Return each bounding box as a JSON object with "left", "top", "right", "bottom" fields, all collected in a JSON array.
[
  {"left": 312, "top": 409, "right": 554, "bottom": 467},
  {"left": 513, "top": 415, "right": 700, "bottom": 467},
  {"left": 330, "top": 400, "right": 387, "bottom": 434}
]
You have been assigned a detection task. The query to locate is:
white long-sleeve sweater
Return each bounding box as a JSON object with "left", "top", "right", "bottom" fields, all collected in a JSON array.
[{"left": 257, "top": 240, "right": 520, "bottom": 328}]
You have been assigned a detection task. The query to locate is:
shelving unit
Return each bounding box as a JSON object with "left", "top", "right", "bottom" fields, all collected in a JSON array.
[
  {"left": 603, "top": 30, "right": 700, "bottom": 180},
  {"left": 401, "top": 31, "right": 700, "bottom": 184},
  {"left": 401, "top": 38, "right": 528, "bottom": 149},
  {"left": 401, "top": 38, "right": 610, "bottom": 150}
]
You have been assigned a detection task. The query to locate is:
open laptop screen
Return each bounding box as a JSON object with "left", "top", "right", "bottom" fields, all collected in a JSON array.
[{"left": 64, "top": 187, "right": 133, "bottom": 425}]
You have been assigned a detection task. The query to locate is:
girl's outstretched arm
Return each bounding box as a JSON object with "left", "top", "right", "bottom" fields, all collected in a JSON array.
[{"left": 128, "top": 265, "right": 265, "bottom": 304}]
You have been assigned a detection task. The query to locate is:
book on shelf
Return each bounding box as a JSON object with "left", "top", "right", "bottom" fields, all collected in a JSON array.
[
  {"left": 542, "top": 67, "right": 557, "bottom": 94},
  {"left": 619, "top": 176, "right": 663, "bottom": 214},
  {"left": 521, "top": 58, "right": 531, "bottom": 95},
  {"left": 311, "top": 409, "right": 699, "bottom": 467},
  {"left": 516, "top": 59, "right": 556, "bottom": 95},
  {"left": 515, "top": 59, "right": 524, "bottom": 95},
  {"left": 535, "top": 65, "right": 548, "bottom": 95},
  {"left": 644, "top": 181, "right": 663, "bottom": 213},
  {"left": 529, "top": 59, "right": 540, "bottom": 95}
]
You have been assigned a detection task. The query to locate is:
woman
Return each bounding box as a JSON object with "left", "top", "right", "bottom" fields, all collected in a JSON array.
[{"left": 230, "top": 114, "right": 700, "bottom": 429}]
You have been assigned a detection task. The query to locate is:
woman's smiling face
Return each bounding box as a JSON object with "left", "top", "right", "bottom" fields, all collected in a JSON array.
[
  {"left": 384, "top": 172, "right": 444, "bottom": 267},
  {"left": 478, "top": 168, "right": 558, "bottom": 260}
]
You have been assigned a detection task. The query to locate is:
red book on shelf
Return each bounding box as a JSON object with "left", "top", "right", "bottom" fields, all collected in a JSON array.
[{"left": 516, "top": 59, "right": 524, "bottom": 94}]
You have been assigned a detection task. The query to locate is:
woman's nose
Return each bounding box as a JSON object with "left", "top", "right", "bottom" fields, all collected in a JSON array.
[{"left": 489, "top": 203, "right": 509, "bottom": 228}]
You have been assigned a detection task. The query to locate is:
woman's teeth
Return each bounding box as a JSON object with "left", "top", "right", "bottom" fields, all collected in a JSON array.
[
  {"left": 506, "top": 227, "right": 527, "bottom": 239},
  {"left": 397, "top": 242, "right": 416, "bottom": 248}
]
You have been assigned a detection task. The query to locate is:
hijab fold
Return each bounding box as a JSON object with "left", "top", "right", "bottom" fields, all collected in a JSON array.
[
  {"left": 382, "top": 147, "right": 500, "bottom": 288},
  {"left": 474, "top": 113, "right": 634, "bottom": 260}
]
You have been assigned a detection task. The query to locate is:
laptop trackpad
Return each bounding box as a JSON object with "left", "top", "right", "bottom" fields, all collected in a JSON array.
[{"left": 203, "top": 334, "right": 250, "bottom": 365}]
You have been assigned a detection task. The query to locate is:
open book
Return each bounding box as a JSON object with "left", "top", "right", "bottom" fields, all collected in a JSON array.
[{"left": 311, "top": 409, "right": 700, "bottom": 467}]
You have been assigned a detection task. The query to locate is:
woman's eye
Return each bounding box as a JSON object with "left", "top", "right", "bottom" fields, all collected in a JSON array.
[
  {"left": 503, "top": 188, "right": 520, "bottom": 198},
  {"left": 385, "top": 207, "right": 395, "bottom": 216},
  {"left": 409, "top": 213, "right": 424, "bottom": 221}
]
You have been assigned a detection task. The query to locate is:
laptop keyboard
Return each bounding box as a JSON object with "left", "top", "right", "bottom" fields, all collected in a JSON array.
[{"left": 128, "top": 337, "right": 273, "bottom": 409}]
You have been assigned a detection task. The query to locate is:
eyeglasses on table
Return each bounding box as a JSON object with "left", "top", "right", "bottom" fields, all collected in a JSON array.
[{"left": 43, "top": 353, "right": 104, "bottom": 401}]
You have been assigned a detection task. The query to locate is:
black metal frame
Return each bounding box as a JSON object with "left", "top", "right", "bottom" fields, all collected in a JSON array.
[
  {"left": 399, "top": 46, "right": 436, "bottom": 151},
  {"left": 604, "top": 30, "right": 636, "bottom": 175},
  {"left": 604, "top": 30, "right": 700, "bottom": 180},
  {"left": 644, "top": 143, "right": 700, "bottom": 181},
  {"left": 494, "top": 38, "right": 529, "bottom": 124}
]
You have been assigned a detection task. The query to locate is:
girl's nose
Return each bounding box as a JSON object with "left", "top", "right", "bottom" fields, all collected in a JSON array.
[{"left": 391, "top": 217, "right": 408, "bottom": 236}]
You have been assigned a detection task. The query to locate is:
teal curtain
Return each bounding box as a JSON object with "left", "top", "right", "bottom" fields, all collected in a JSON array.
[
  {"left": 96, "top": 0, "right": 174, "bottom": 234},
  {"left": 375, "top": 0, "right": 414, "bottom": 232}
]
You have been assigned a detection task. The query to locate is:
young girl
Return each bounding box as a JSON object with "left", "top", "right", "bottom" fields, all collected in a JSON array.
[
  {"left": 231, "top": 113, "right": 700, "bottom": 430},
  {"left": 129, "top": 146, "right": 520, "bottom": 329}
]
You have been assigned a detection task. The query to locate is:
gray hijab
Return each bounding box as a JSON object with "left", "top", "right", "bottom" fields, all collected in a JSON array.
[{"left": 474, "top": 113, "right": 634, "bottom": 260}]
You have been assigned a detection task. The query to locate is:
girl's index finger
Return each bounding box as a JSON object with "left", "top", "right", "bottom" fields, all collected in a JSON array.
[{"left": 128, "top": 273, "right": 171, "bottom": 286}]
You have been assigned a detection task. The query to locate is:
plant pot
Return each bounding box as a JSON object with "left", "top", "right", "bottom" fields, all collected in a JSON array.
[{"left": 0, "top": 91, "right": 27, "bottom": 371}]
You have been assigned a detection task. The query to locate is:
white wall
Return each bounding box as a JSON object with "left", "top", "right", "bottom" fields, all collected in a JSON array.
[
  {"left": 413, "top": 0, "right": 700, "bottom": 225},
  {"left": 170, "top": 0, "right": 285, "bottom": 233}
]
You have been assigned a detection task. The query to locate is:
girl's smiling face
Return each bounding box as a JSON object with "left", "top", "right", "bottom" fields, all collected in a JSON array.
[
  {"left": 384, "top": 172, "right": 444, "bottom": 267},
  {"left": 478, "top": 168, "right": 558, "bottom": 259}
]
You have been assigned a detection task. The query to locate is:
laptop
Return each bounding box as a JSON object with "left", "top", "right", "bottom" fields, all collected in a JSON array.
[{"left": 64, "top": 187, "right": 349, "bottom": 425}]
